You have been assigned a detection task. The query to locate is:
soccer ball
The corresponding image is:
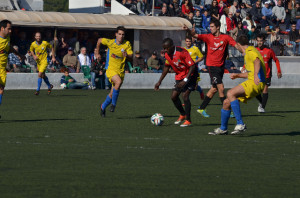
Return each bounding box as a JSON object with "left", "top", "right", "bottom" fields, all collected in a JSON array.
[
  {"left": 60, "top": 83, "right": 67, "bottom": 89},
  {"left": 151, "top": 113, "right": 164, "bottom": 126}
]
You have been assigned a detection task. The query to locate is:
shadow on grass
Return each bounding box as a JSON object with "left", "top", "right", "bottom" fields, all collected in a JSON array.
[
  {"left": 54, "top": 95, "right": 88, "bottom": 97},
  {"left": 268, "top": 110, "right": 300, "bottom": 114},
  {"left": 243, "top": 114, "right": 285, "bottom": 118},
  {"left": 247, "top": 131, "right": 300, "bottom": 137},
  {"left": 0, "top": 118, "right": 83, "bottom": 123}
]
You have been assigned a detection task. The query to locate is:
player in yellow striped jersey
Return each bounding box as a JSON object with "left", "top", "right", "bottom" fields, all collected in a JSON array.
[
  {"left": 0, "top": 20, "right": 24, "bottom": 118},
  {"left": 184, "top": 37, "right": 205, "bottom": 100},
  {"left": 96, "top": 26, "right": 133, "bottom": 117},
  {"left": 209, "top": 35, "right": 266, "bottom": 135},
  {"left": 30, "top": 32, "right": 56, "bottom": 95}
]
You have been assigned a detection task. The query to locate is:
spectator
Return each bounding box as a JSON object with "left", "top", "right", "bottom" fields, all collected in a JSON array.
[
  {"left": 211, "top": 0, "right": 220, "bottom": 20},
  {"left": 16, "top": 31, "right": 30, "bottom": 56},
  {"left": 229, "top": 0, "right": 238, "bottom": 15},
  {"left": 270, "top": 26, "right": 285, "bottom": 55},
  {"left": 272, "top": 0, "right": 286, "bottom": 26},
  {"left": 289, "top": 23, "right": 300, "bottom": 55},
  {"left": 56, "top": 32, "right": 69, "bottom": 61},
  {"left": 78, "top": 47, "right": 91, "bottom": 71},
  {"left": 133, "top": 51, "right": 148, "bottom": 72},
  {"left": 204, "top": 0, "right": 213, "bottom": 11},
  {"left": 125, "top": 0, "right": 138, "bottom": 14},
  {"left": 187, "top": 12, "right": 195, "bottom": 26},
  {"left": 159, "top": 6, "right": 170, "bottom": 16},
  {"left": 242, "top": 14, "right": 256, "bottom": 30},
  {"left": 240, "top": 3, "right": 250, "bottom": 19},
  {"left": 250, "top": 0, "right": 263, "bottom": 23},
  {"left": 242, "top": 0, "right": 252, "bottom": 9},
  {"left": 47, "top": 54, "right": 62, "bottom": 73},
  {"left": 247, "top": 25, "right": 257, "bottom": 40},
  {"left": 220, "top": 8, "right": 228, "bottom": 33},
  {"left": 80, "top": 31, "right": 93, "bottom": 54},
  {"left": 224, "top": 59, "right": 241, "bottom": 73},
  {"left": 25, "top": 50, "right": 37, "bottom": 73},
  {"left": 63, "top": 47, "right": 80, "bottom": 73},
  {"left": 68, "top": 32, "right": 80, "bottom": 56},
  {"left": 137, "top": 0, "right": 148, "bottom": 15},
  {"left": 172, "top": 0, "right": 181, "bottom": 15},
  {"left": 8, "top": 46, "right": 25, "bottom": 73},
  {"left": 218, "top": 1, "right": 226, "bottom": 16},
  {"left": 91, "top": 52, "right": 105, "bottom": 89},
  {"left": 167, "top": 2, "right": 176, "bottom": 16},
  {"left": 194, "top": 9, "right": 203, "bottom": 34},
  {"left": 226, "top": 12, "right": 237, "bottom": 35},
  {"left": 60, "top": 69, "right": 89, "bottom": 89},
  {"left": 147, "top": 51, "right": 162, "bottom": 73},
  {"left": 261, "top": 1, "right": 274, "bottom": 28},
  {"left": 182, "top": 0, "right": 193, "bottom": 18},
  {"left": 292, "top": 2, "right": 300, "bottom": 26},
  {"left": 233, "top": 9, "right": 243, "bottom": 24},
  {"left": 202, "top": 10, "right": 211, "bottom": 33}
]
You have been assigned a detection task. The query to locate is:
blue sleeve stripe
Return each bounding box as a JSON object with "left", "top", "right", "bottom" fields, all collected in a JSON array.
[{"left": 258, "top": 66, "right": 266, "bottom": 82}]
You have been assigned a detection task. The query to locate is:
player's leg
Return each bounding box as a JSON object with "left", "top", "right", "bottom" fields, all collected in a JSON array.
[
  {"left": 109, "top": 74, "right": 123, "bottom": 112},
  {"left": 180, "top": 89, "right": 193, "bottom": 127},
  {"left": 216, "top": 83, "right": 226, "bottom": 103},
  {"left": 171, "top": 90, "right": 186, "bottom": 124},
  {"left": 197, "top": 85, "right": 217, "bottom": 117},
  {"left": 258, "top": 78, "right": 270, "bottom": 112},
  {"left": 196, "top": 84, "right": 204, "bottom": 100},
  {"left": 35, "top": 71, "right": 43, "bottom": 95}
]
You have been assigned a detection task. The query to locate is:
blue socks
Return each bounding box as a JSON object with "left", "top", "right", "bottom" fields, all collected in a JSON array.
[
  {"left": 37, "top": 78, "right": 42, "bottom": 91},
  {"left": 112, "top": 88, "right": 120, "bottom": 106},
  {"left": 0, "top": 94, "right": 2, "bottom": 105},
  {"left": 101, "top": 95, "right": 112, "bottom": 110},
  {"left": 43, "top": 76, "right": 51, "bottom": 89},
  {"left": 230, "top": 99, "right": 244, "bottom": 125},
  {"left": 220, "top": 109, "right": 231, "bottom": 130},
  {"left": 196, "top": 85, "right": 203, "bottom": 94}
]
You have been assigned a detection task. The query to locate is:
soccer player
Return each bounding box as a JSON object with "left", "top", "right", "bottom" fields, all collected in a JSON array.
[
  {"left": 184, "top": 36, "right": 205, "bottom": 100},
  {"left": 184, "top": 19, "right": 242, "bottom": 118},
  {"left": 255, "top": 34, "right": 282, "bottom": 113},
  {"left": 97, "top": 26, "right": 133, "bottom": 117},
  {"left": 0, "top": 20, "right": 23, "bottom": 118},
  {"left": 208, "top": 35, "right": 266, "bottom": 135},
  {"left": 30, "top": 32, "right": 56, "bottom": 95},
  {"left": 154, "top": 38, "right": 197, "bottom": 127}
]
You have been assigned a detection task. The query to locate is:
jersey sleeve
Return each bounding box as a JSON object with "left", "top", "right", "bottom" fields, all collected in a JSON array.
[
  {"left": 30, "top": 42, "right": 34, "bottom": 52},
  {"left": 270, "top": 49, "right": 281, "bottom": 73},
  {"left": 197, "top": 34, "right": 209, "bottom": 43},
  {"left": 182, "top": 50, "right": 195, "bottom": 67},
  {"left": 46, "top": 41, "right": 52, "bottom": 49},
  {"left": 125, "top": 41, "right": 133, "bottom": 55},
  {"left": 101, "top": 38, "right": 111, "bottom": 47},
  {"left": 226, "top": 35, "right": 237, "bottom": 47}
]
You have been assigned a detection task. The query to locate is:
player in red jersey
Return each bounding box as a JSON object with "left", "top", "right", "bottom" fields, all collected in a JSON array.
[
  {"left": 154, "top": 38, "right": 198, "bottom": 127},
  {"left": 184, "top": 19, "right": 242, "bottom": 118},
  {"left": 255, "top": 34, "right": 282, "bottom": 113}
]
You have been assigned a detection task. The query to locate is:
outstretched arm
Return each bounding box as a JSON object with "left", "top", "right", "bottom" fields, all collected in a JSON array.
[
  {"left": 183, "top": 24, "right": 199, "bottom": 39},
  {"left": 154, "top": 65, "right": 170, "bottom": 90},
  {"left": 253, "top": 58, "right": 261, "bottom": 85}
]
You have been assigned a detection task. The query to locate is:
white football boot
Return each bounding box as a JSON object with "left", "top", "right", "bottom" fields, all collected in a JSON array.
[{"left": 231, "top": 124, "right": 247, "bottom": 135}]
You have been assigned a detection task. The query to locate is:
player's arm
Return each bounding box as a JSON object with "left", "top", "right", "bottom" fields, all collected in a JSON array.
[
  {"left": 154, "top": 65, "right": 170, "bottom": 90},
  {"left": 230, "top": 72, "right": 248, "bottom": 80},
  {"left": 183, "top": 24, "right": 199, "bottom": 39},
  {"left": 123, "top": 42, "right": 133, "bottom": 62},
  {"left": 271, "top": 50, "right": 282, "bottom": 78},
  {"left": 96, "top": 38, "right": 102, "bottom": 58},
  {"left": 253, "top": 58, "right": 261, "bottom": 85},
  {"left": 195, "top": 49, "right": 204, "bottom": 63},
  {"left": 50, "top": 44, "right": 56, "bottom": 63}
]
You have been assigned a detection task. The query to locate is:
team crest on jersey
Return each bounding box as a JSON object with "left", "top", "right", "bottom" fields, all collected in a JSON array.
[
  {"left": 220, "top": 41, "right": 224, "bottom": 44},
  {"left": 42, "top": 47, "right": 44, "bottom": 50},
  {"left": 189, "top": 52, "right": 192, "bottom": 55},
  {"left": 264, "top": 54, "right": 267, "bottom": 57}
]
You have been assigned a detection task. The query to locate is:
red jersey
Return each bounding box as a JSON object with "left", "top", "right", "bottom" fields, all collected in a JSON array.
[
  {"left": 165, "top": 46, "right": 195, "bottom": 80},
  {"left": 256, "top": 47, "right": 281, "bottom": 78},
  {"left": 197, "top": 34, "right": 236, "bottom": 67}
]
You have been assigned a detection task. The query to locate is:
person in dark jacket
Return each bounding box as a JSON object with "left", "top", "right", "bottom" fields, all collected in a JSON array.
[{"left": 91, "top": 51, "right": 106, "bottom": 89}]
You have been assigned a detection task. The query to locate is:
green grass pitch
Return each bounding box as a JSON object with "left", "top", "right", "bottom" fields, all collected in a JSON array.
[{"left": 0, "top": 89, "right": 300, "bottom": 198}]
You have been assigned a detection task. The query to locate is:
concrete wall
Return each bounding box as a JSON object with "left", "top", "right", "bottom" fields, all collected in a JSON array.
[{"left": 4, "top": 57, "right": 300, "bottom": 90}]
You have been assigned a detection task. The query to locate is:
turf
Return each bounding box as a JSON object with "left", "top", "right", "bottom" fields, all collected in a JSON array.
[{"left": 0, "top": 89, "right": 300, "bottom": 198}]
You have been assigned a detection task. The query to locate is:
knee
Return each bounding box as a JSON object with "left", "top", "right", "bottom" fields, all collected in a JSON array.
[
  {"left": 226, "top": 90, "right": 233, "bottom": 99},
  {"left": 223, "top": 98, "right": 231, "bottom": 109},
  {"left": 211, "top": 86, "right": 218, "bottom": 93},
  {"left": 171, "top": 95, "right": 177, "bottom": 102}
]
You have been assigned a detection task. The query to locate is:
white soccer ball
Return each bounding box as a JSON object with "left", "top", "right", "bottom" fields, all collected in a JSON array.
[
  {"left": 60, "top": 83, "right": 67, "bottom": 89},
  {"left": 151, "top": 113, "right": 164, "bottom": 126}
]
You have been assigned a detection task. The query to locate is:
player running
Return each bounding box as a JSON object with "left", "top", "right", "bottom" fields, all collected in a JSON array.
[
  {"left": 184, "top": 36, "right": 205, "bottom": 100},
  {"left": 155, "top": 38, "right": 198, "bottom": 127},
  {"left": 97, "top": 26, "right": 133, "bottom": 117},
  {"left": 208, "top": 35, "right": 266, "bottom": 135},
  {"left": 0, "top": 20, "right": 23, "bottom": 118},
  {"left": 255, "top": 34, "right": 282, "bottom": 113},
  {"left": 30, "top": 32, "right": 56, "bottom": 95},
  {"left": 184, "top": 19, "right": 241, "bottom": 118}
]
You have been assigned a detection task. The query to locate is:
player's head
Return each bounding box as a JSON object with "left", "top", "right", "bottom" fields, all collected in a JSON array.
[
  {"left": 115, "top": 26, "right": 126, "bottom": 43},
  {"left": 210, "top": 19, "right": 220, "bottom": 35},
  {"left": 0, "top": 20, "right": 12, "bottom": 37},
  {"left": 256, "top": 33, "right": 265, "bottom": 48},
  {"left": 237, "top": 34, "right": 249, "bottom": 46},
  {"left": 34, "top": 32, "right": 42, "bottom": 42},
  {"left": 185, "top": 36, "right": 192, "bottom": 48},
  {"left": 162, "top": 38, "right": 175, "bottom": 55}
]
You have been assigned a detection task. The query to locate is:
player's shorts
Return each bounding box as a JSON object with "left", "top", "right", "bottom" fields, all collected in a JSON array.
[
  {"left": 37, "top": 60, "right": 48, "bottom": 73},
  {"left": 106, "top": 69, "right": 125, "bottom": 86},
  {"left": 238, "top": 80, "right": 265, "bottom": 103},
  {"left": 0, "top": 67, "right": 7, "bottom": 86},
  {"left": 174, "top": 73, "right": 198, "bottom": 93},
  {"left": 266, "top": 77, "right": 271, "bottom": 87},
  {"left": 207, "top": 66, "right": 224, "bottom": 85}
]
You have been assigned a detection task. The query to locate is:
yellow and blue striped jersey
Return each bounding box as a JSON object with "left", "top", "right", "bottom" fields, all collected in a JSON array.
[
  {"left": 184, "top": 45, "right": 203, "bottom": 62},
  {"left": 0, "top": 36, "right": 10, "bottom": 69},
  {"left": 102, "top": 38, "right": 133, "bottom": 73},
  {"left": 30, "top": 41, "right": 52, "bottom": 62},
  {"left": 244, "top": 46, "right": 266, "bottom": 82}
]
